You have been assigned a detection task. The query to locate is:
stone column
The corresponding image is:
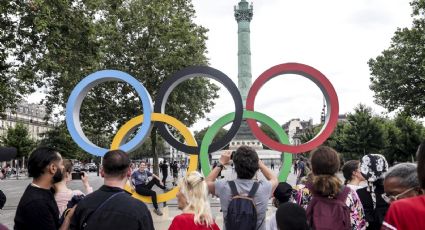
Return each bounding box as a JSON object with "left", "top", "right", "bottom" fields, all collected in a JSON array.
[{"left": 234, "top": 0, "right": 253, "bottom": 107}]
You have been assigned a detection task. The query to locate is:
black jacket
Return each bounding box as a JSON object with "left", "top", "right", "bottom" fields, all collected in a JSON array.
[
  {"left": 356, "top": 181, "right": 389, "bottom": 230},
  {"left": 70, "top": 185, "right": 154, "bottom": 230}
]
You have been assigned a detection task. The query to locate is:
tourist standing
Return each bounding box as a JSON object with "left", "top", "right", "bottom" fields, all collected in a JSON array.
[
  {"left": 276, "top": 203, "right": 309, "bottom": 230},
  {"left": 206, "top": 146, "right": 278, "bottom": 230},
  {"left": 53, "top": 159, "right": 93, "bottom": 215},
  {"left": 268, "top": 182, "right": 293, "bottom": 230},
  {"left": 356, "top": 154, "right": 389, "bottom": 230},
  {"left": 14, "top": 147, "right": 74, "bottom": 230},
  {"left": 382, "top": 140, "right": 425, "bottom": 229},
  {"left": 296, "top": 158, "right": 306, "bottom": 184},
  {"left": 146, "top": 161, "right": 151, "bottom": 172},
  {"left": 170, "top": 161, "right": 179, "bottom": 186},
  {"left": 293, "top": 146, "right": 366, "bottom": 230},
  {"left": 180, "top": 160, "right": 187, "bottom": 177},
  {"left": 382, "top": 163, "right": 421, "bottom": 203},
  {"left": 70, "top": 150, "right": 154, "bottom": 229},
  {"left": 169, "top": 171, "right": 220, "bottom": 230},
  {"left": 160, "top": 160, "right": 169, "bottom": 186},
  {"left": 342, "top": 160, "right": 366, "bottom": 190}
]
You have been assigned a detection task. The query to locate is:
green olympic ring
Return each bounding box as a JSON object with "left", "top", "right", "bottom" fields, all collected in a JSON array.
[{"left": 200, "top": 110, "right": 292, "bottom": 182}]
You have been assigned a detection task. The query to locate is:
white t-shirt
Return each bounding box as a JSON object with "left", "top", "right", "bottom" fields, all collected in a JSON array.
[{"left": 347, "top": 184, "right": 363, "bottom": 191}]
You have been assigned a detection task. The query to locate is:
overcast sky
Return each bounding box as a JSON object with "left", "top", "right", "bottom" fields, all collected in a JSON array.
[
  {"left": 188, "top": 0, "right": 413, "bottom": 132},
  {"left": 26, "top": 1, "right": 414, "bottom": 133}
]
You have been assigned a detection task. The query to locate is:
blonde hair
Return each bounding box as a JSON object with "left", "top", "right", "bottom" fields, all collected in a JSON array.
[{"left": 178, "top": 171, "right": 214, "bottom": 227}]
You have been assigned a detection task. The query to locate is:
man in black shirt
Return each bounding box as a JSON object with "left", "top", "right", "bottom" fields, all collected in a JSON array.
[
  {"left": 70, "top": 150, "right": 154, "bottom": 230},
  {"left": 159, "top": 160, "right": 168, "bottom": 186},
  {"left": 14, "top": 147, "right": 74, "bottom": 230},
  {"left": 170, "top": 161, "right": 179, "bottom": 186}
]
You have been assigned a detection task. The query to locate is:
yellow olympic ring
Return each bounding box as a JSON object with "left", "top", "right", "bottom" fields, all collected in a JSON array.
[{"left": 111, "top": 113, "right": 198, "bottom": 203}]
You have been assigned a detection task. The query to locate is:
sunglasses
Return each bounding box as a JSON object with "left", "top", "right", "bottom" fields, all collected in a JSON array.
[{"left": 381, "top": 187, "right": 417, "bottom": 203}]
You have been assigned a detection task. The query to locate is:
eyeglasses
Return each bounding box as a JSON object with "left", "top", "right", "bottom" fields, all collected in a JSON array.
[{"left": 381, "top": 187, "right": 417, "bottom": 203}]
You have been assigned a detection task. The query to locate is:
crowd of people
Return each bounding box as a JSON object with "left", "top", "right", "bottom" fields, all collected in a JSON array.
[
  {"left": 0, "top": 165, "right": 25, "bottom": 180},
  {"left": 3, "top": 138, "right": 425, "bottom": 229}
]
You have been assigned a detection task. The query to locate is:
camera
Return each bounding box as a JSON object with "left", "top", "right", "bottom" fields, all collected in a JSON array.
[{"left": 71, "top": 172, "right": 84, "bottom": 180}]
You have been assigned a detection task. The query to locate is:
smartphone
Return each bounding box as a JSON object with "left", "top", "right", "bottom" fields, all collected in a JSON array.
[{"left": 71, "top": 172, "right": 83, "bottom": 180}]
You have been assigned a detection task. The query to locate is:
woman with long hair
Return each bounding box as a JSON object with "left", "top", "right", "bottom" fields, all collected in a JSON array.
[
  {"left": 169, "top": 171, "right": 220, "bottom": 230},
  {"left": 342, "top": 160, "right": 365, "bottom": 190},
  {"left": 294, "top": 146, "right": 366, "bottom": 229},
  {"left": 53, "top": 159, "right": 92, "bottom": 215}
]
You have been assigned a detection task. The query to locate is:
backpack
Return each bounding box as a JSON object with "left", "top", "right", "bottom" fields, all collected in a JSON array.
[
  {"left": 225, "top": 181, "right": 262, "bottom": 230},
  {"left": 306, "top": 186, "right": 351, "bottom": 230}
]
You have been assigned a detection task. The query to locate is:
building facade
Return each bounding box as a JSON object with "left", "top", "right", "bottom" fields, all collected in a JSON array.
[
  {"left": 282, "top": 118, "right": 314, "bottom": 145},
  {"left": 0, "top": 100, "right": 53, "bottom": 141}
]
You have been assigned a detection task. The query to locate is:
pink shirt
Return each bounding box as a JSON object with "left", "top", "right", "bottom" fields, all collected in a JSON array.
[{"left": 55, "top": 187, "right": 93, "bottom": 216}]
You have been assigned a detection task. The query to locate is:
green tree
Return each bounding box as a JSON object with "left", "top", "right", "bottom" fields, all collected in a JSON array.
[
  {"left": 259, "top": 123, "right": 279, "bottom": 149},
  {"left": 393, "top": 114, "right": 424, "bottom": 162},
  {"left": 368, "top": 0, "right": 425, "bottom": 117},
  {"left": 194, "top": 126, "right": 228, "bottom": 146},
  {"left": 380, "top": 118, "right": 401, "bottom": 164},
  {"left": 381, "top": 114, "right": 425, "bottom": 164},
  {"left": 128, "top": 136, "right": 166, "bottom": 160},
  {"left": 299, "top": 123, "right": 347, "bottom": 155},
  {"left": 0, "top": 1, "right": 41, "bottom": 116},
  {"left": 38, "top": 123, "right": 89, "bottom": 160},
  {"left": 342, "top": 104, "right": 385, "bottom": 157},
  {"left": 10, "top": 1, "right": 219, "bottom": 174},
  {"left": 1, "top": 123, "right": 35, "bottom": 159}
]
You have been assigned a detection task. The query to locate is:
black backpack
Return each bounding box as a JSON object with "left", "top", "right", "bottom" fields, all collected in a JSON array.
[{"left": 225, "top": 181, "right": 262, "bottom": 230}]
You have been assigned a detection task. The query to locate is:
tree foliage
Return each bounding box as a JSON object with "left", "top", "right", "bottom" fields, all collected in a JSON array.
[
  {"left": 368, "top": 0, "right": 425, "bottom": 117},
  {"left": 194, "top": 126, "right": 228, "bottom": 147},
  {"left": 5, "top": 0, "right": 220, "bottom": 174},
  {"left": 38, "top": 123, "right": 90, "bottom": 160},
  {"left": 299, "top": 123, "right": 347, "bottom": 154},
  {"left": 381, "top": 114, "right": 425, "bottom": 164},
  {"left": 298, "top": 104, "right": 424, "bottom": 163},
  {"left": 259, "top": 123, "right": 279, "bottom": 149},
  {"left": 0, "top": 1, "right": 41, "bottom": 117},
  {"left": 128, "top": 136, "right": 166, "bottom": 160},
  {"left": 342, "top": 104, "right": 386, "bottom": 156},
  {"left": 1, "top": 123, "right": 35, "bottom": 159}
]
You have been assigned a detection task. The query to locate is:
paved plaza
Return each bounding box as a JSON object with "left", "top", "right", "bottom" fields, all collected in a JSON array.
[{"left": 0, "top": 166, "right": 299, "bottom": 229}]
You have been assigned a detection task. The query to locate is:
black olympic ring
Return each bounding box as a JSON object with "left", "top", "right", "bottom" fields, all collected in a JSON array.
[{"left": 154, "top": 66, "right": 243, "bottom": 154}]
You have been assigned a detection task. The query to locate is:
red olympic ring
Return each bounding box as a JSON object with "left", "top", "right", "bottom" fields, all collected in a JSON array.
[{"left": 246, "top": 63, "right": 339, "bottom": 153}]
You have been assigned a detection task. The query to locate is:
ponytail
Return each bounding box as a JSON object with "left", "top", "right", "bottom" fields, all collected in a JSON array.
[{"left": 312, "top": 174, "right": 342, "bottom": 198}]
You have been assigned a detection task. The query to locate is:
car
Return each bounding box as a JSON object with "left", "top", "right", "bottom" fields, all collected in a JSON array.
[
  {"left": 87, "top": 163, "right": 97, "bottom": 172},
  {"left": 81, "top": 165, "right": 88, "bottom": 172},
  {"left": 73, "top": 165, "right": 81, "bottom": 172}
]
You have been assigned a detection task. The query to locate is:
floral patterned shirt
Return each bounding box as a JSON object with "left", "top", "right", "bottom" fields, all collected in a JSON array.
[{"left": 293, "top": 184, "right": 367, "bottom": 230}]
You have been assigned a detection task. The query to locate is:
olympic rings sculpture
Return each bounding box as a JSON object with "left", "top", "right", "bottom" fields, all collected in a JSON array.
[{"left": 65, "top": 62, "right": 339, "bottom": 203}]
